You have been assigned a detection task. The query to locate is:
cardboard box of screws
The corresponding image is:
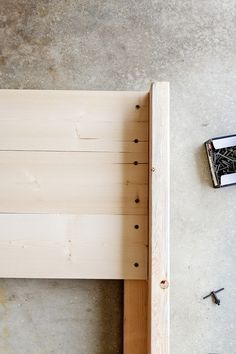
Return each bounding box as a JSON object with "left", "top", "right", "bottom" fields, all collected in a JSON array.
[{"left": 205, "top": 134, "right": 236, "bottom": 188}]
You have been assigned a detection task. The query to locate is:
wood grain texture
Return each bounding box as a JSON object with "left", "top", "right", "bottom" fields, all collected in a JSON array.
[
  {"left": 148, "top": 82, "right": 170, "bottom": 354},
  {"left": 0, "top": 151, "right": 148, "bottom": 214},
  {"left": 0, "top": 90, "right": 148, "bottom": 152},
  {"left": 124, "top": 280, "right": 148, "bottom": 354},
  {"left": 0, "top": 214, "right": 148, "bottom": 279},
  {"left": 0, "top": 89, "right": 149, "bottom": 280}
]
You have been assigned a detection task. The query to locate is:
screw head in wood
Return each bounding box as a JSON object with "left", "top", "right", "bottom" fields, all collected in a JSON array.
[{"left": 160, "top": 280, "right": 169, "bottom": 289}]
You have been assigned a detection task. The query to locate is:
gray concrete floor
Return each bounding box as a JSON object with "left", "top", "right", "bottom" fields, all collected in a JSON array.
[{"left": 0, "top": 0, "right": 235, "bottom": 353}]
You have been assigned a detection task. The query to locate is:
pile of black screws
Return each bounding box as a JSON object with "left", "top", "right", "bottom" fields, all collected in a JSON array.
[{"left": 211, "top": 145, "right": 236, "bottom": 181}]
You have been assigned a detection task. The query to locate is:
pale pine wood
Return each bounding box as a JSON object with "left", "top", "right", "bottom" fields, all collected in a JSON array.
[
  {"left": 124, "top": 280, "right": 148, "bottom": 354},
  {"left": 0, "top": 90, "right": 148, "bottom": 152},
  {"left": 0, "top": 214, "right": 148, "bottom": 279},
  {"left": 0, "top": 85, "right": 170, "bottom": 350},
  {"left": 148, "top": 83, "right": 170, "bottom": 354},
  {"left": 0, "top": 151, "right": 148, "bottom": 214},
  {"left": 0, "top": 89, "right": 149, "bottom": 280}
]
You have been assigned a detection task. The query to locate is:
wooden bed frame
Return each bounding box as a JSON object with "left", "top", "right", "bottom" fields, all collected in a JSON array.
[{"left": 0, "top": 82, "right": 169, "bottom": 354}]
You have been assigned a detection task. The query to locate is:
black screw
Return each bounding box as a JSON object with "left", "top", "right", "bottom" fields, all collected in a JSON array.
[
  {"left": 134, "top": 139, "right": 139, "bottom": 143},
  {"left": 133, "top": 161, "right": 138, "bottom": 165},
  {"left": 203, "top": 288, "right": 224, "bottom": 305}
]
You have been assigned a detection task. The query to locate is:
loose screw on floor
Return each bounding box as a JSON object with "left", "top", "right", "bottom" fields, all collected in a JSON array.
[{"left": 203, "top": 288, "right": 224, "bottom": 305}]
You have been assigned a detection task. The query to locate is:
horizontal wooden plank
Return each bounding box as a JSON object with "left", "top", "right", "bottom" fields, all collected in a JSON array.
[
  {"left": 0, "top": 120, "right": 148, "bottom": 152},
  {"left": 0, "top": 90, "right": 148, "bottom": 152},
  {"left": 0, "top": 214, "right": 148, "bottom": 279},
  {"left": 0, "top": 151, "right": 148, "bottom": 214}
]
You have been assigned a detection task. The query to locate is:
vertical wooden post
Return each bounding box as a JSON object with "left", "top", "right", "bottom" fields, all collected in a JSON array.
[
  {"left": 149, "top": 82, "right": 170, "bottom": 354},
  {"left": 123, "top": 280, "right": 148, "bottom": 354},
  {"left": 123, "top": 83, "right": 169, "bottom": 354}
]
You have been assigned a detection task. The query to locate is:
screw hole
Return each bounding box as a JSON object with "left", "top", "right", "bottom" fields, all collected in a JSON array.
[
  {"left": 160, "top": 280, "right": 169, "bottom": 289},
  {"left": 134, "top": 262, "right": 139, "bottom": 268},
  {"left": 135, "top": 198, "right": 140, "bottom": 203},
  {"left": 133, "top": 139, "right": 139, "bottom": 143},
  {"left": 133, "top": 161, "right": 138, "bottom": 165},
  {"left": 134, "top": 224, "right": 139, "bottom": 229},
  {"left": 136, "top": 104, "right": 140, "bottom": 109}
]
